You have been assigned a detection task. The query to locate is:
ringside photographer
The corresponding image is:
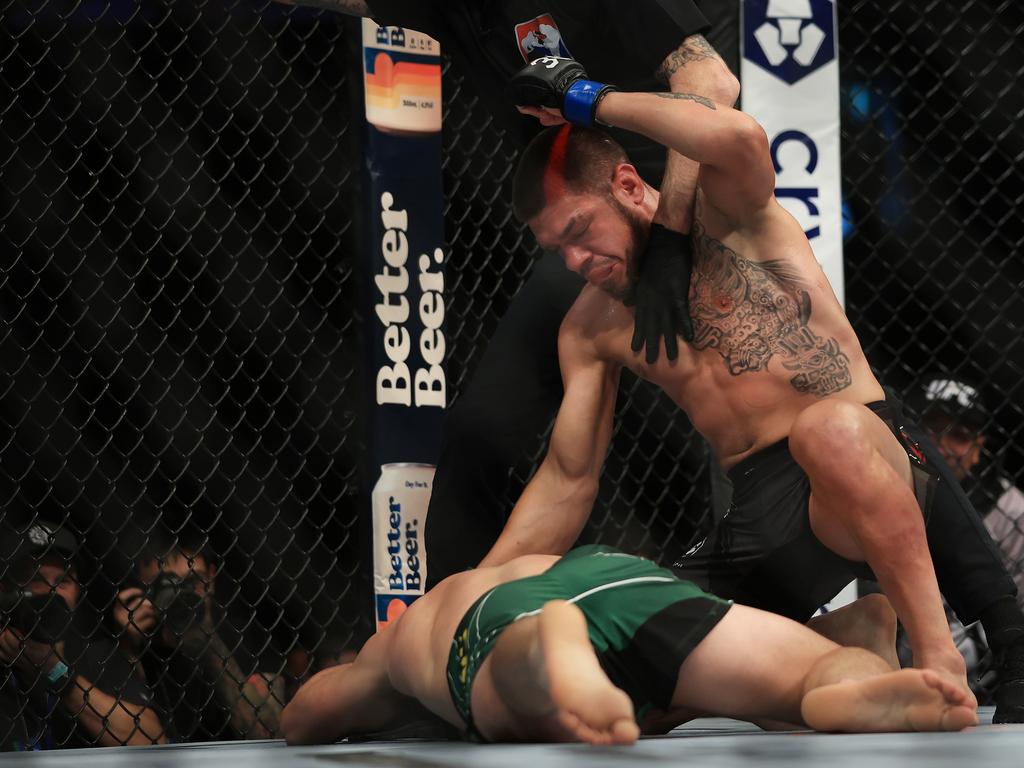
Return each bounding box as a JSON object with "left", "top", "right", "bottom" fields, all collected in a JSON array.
[
  {"left": 110, "top": 531, "right": 285, "bottom": 741},
  {"left": 0, "top": 520, "right": 164, "bottom": 750}
]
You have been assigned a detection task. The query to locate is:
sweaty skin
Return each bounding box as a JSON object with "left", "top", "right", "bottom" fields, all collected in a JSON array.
[
  {"left": 565, "top": 188, "right": 880, "bottom": 470},
  {"left": 522, "top": 89, "right": 882, "bottom": 474},
  {"left": 483, "top": 92, "right": 969, "bottom": 700}
]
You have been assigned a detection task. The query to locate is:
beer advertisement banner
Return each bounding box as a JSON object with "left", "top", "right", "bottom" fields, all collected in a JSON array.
[
  {"left": 740, "top": 0, "right": 845, "bottom": 305},
  {"left": 360, "top": 19, "right": 445, "bottom": 629}
]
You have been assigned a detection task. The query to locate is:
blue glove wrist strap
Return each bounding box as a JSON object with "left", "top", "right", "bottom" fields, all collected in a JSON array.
[{"left": 563, "top": 80, "right": 608, "bottom": 127}]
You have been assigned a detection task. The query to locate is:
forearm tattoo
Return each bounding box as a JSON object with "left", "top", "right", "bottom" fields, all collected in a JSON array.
[
  {"left": 689, "top": 221, "right": 852, "bottom": 396},
  {"left": 656, "top": 35, "right": 719, "bottom": 83},
  {"left": 652, "top": 92, "right": 717, "bottom": 110},
  {"left": 285, "top": 0, "right": 370, "bottom": 15}
]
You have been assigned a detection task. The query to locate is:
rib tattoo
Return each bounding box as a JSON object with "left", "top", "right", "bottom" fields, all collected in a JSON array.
[{"left": 688, "top": 221, "right": 852, "bottom": 396}]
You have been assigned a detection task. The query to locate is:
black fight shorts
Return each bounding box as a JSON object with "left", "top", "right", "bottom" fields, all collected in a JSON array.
[{"left": 673, "top": 400, "right": 938, "bottom": 622}]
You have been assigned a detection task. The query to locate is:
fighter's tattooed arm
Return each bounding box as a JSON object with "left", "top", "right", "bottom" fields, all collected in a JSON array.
[
  {"left": 278, "top": 0, "right": 370, "bottom": 16},
  {"left": 688, "top": 223, "right": 852, "bottom": 397},
  {"left": 656, "top": 35, "right": 718, "bottom": 83},
  {"left": 652, "top": 92, "right": 717, "bottom": 110}
]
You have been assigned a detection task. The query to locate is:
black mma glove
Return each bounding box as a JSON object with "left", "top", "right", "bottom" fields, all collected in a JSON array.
[
  {"left": 508, "top": 56, "right": 617, "bottom": 127},
  {"left": 629, "top": 224, "right": 695, "bottom": 364}
]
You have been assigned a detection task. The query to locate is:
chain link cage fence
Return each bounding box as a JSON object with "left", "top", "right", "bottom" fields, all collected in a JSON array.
[
  {"left": 0, "top": 0, "right": 1021, "bottom": 748},
  {"left": 840, "top": 0, "right": 1024, "bottom": 601}
]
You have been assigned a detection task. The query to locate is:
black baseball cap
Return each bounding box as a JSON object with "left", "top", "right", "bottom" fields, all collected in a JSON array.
[
  {"left": 913, "top": 376, "right": 988, "bottom": 432},
  {"left": 2, "top": 520, "right": 79, "bottom": 567}
]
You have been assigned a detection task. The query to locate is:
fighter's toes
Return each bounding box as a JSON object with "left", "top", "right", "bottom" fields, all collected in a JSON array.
[
  {"left": 922, "top": 668, "right": 978, "bottom": 711},
  {"left": 540, "top": 601, "right": 638, "bottom": 744},
  {"left": 919, "top": 669, "right": 971, "bottom": 707},
  {"left": 552, "top": 709, "right": 638, "bottom": 745},
  {"left": 895, "top": 670, "right": 976, "bottom": 732},
  {"left": 941, "top": 705, "right": 980, "bottom": 732},
  {"left": 553, "top": 689, "right": 638, "bottom": 744},
  {"left": 610, "top": 718, "right": 641, "bottom": 744},
  {"left": 802, "top": 668, "right": 978, "bottom": 733},
  {"left": 918, "top": 670, "right": 979, "bottom": 730}
]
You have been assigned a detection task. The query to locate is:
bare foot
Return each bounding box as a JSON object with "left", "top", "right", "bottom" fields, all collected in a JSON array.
[
  {"left": 802, "top": 668, "right": 978, "bottom": 733},
  {"left": 538, "top": 601, "right": 640, "bottom": 745},
  {"left": 916, "top": 651, "right": 978, "bottom": 711}
]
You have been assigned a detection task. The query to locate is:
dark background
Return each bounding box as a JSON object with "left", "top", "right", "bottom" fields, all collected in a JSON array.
[{"left": 1, "top": 0, "right": 1021, "bottom": 726}]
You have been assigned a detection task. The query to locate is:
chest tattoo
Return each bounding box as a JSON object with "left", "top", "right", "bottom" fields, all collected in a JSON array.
[{"left": 688, "top": 222, "right": 852, "bottom": 397}]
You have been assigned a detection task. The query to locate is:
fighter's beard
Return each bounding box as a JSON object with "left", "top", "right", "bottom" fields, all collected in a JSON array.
[{"left": 601, "top": 196, "right": 648, "bottom": 303}]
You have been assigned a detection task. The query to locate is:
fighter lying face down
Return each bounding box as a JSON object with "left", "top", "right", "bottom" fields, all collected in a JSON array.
[{"left": 281, "top": 547, "right": 975, "bottom": 745}]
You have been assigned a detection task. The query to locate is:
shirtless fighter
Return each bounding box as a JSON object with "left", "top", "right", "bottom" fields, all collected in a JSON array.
[
  {"left": 281, "top": 547, "right": 975, "bottom": 744},
  {"left": 475, "top": 57, "right": 1024, "bottom": 710}
]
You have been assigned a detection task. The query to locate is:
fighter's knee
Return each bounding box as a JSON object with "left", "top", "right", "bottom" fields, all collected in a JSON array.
[{"left": 790, "top": 400, "right": 871, "bottom": 468}]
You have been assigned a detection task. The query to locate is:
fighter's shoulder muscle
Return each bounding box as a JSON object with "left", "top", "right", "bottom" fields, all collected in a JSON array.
[{"left": 558, "top": 287, "right": 629, "bottom": 368}]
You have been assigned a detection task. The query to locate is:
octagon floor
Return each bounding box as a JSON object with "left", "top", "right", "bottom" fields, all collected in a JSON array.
[{"left": 2, "top": 708, "right": 1021, "bottom": 768}]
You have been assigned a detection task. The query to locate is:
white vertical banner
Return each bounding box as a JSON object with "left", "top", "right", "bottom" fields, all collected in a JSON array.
[
  {"left": 741, "top": 1, "right": 854, "bottom": 612},
  {"left": 741, "top": 0, "right": 845, "bottom": 306}
]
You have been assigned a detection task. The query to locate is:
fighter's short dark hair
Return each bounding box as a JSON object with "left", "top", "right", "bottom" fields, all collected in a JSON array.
[{"left": 512, "top": 125, "right": 628, "bottom": 222}]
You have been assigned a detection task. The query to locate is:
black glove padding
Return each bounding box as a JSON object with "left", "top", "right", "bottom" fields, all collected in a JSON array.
[
  {"left": 508, "top": 56, "right": 616, "bottom": 127},
  {"left": 630, "top": 224, "right": 695, "bottom": 364},
  {"left": 508, "top": 56, "right": 587, "bottom": 109}
]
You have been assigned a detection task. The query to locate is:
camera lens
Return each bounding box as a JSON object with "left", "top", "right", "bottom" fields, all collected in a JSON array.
[{"left": 150, "top": 574, "right": 205, "bottom": 634}]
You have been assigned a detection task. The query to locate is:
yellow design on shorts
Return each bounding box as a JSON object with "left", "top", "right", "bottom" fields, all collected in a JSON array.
[{"left": 458, "top": 628, "right": 469, "bottom": 683}]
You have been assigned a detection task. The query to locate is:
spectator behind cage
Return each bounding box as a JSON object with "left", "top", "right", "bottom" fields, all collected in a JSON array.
[
  {"left": 894, "top": 376, "right": 1024, "bottom": 697},
  {"left": 110, "top": 530, "right": 285, "bottom": 741},
  {"left": 912, "top": 376, "right": 1024, "bottom": 603},
  {"left": 0, "top": 520, "right": 164, "bottom": 750}
]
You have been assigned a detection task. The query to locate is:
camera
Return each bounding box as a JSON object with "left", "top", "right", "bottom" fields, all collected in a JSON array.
[
  {"left": 0, "top": 590, "right": 72, "bottom": 645},
  {"left": 147, "top": 573, "right": 206, "bottom": 634}
]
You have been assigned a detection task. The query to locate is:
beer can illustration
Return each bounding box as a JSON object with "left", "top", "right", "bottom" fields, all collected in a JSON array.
[
  {"left": 372, "top": 462, "right": 434, "bottom": 631},
  {"left": 361, "top": 18, "right": 441, "bottom": 135}
]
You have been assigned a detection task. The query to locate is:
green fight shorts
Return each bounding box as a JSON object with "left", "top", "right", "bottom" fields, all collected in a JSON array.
[{"left": 446, "top": 545, "right": 732, "bottom": 740}]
